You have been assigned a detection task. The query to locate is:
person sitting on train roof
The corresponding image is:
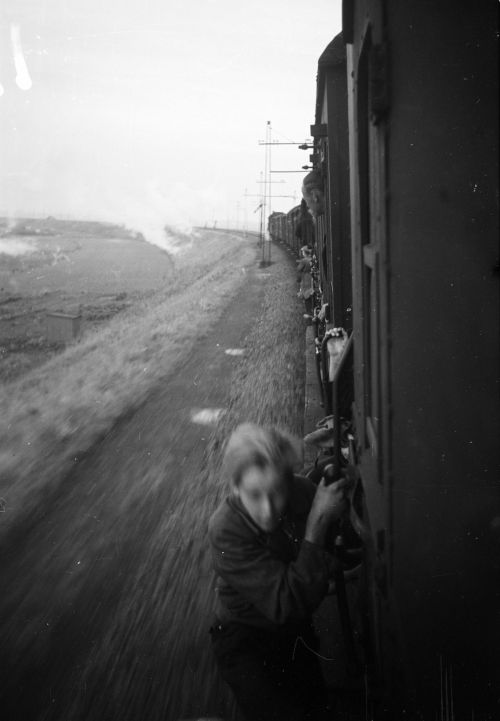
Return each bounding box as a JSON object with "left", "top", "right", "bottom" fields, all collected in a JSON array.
[
  {"left": 208, "top": 423, "right": 351, "bottom": 721},
  {"left": 302, "top": 170, "right": 325, "bottom": 218}
]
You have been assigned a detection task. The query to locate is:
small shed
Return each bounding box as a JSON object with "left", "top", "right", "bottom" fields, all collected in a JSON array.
[{"left": 46, "top": 313, "right": 81, "bottom": 343}]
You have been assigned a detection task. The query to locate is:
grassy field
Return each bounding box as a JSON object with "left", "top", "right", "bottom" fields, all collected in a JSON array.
[
  {"left": 0, "top": 219, "right": 259, "bottom": 537},
  {"left": 1, "top": 218, "right": 202, "bottom": 383}
]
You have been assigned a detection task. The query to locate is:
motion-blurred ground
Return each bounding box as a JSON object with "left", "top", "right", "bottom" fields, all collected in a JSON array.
[{"left": 0, "top": 225, "right": 306, "bottom": 721}]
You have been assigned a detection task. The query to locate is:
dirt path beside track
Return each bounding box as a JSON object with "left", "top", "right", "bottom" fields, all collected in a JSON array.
[{"left": 0, "top": 241, "right": 306, "bottom": 721}]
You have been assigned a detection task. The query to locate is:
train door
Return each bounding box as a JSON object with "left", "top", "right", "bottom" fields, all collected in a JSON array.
[
  {"left": 314, "top": 178, "right": 333, "bottom": 316},
  {"left": 346, "top": 11, "right": 394, "bottom": 697}
]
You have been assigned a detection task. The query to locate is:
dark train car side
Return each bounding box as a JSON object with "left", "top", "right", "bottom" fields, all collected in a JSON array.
[
  {"left": 340, "top": 1, "right": 499, "bottom": 717},
  {"left": 268, "top": 211, "right": 286, "bottom": 245},
  {"left": 312, "top": 34, "right": 352, "bottom": 332},
  {"left": 285, "top": 204, "right": 301, "bottom": 255},
  {"left": 269, "top": 203, "right": 316, "bottom": 260},
  {"left": 270, "top": 2, "right": 500, "bottom": 717}
]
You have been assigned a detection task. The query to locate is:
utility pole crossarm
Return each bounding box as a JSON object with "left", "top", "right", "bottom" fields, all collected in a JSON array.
[
  {"left": 258, "top": 140, "right": 313, "bottom": 145},
  {"left": 245, "top": 194, "right": 296, "bottom": 198}
]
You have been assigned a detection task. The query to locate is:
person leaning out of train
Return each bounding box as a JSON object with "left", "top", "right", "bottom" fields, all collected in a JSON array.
[
  {"left": 208, "top": 423, "right": 351, "bottom": 721},
  {"left": 301, "top": 170, "right": 325, "bottom": 218},
  {"left": 295, "top": 198, "right": 315, "bottom": 245},
  {"left": 296, "top": 245, "right": 314, "bottom": 318}
]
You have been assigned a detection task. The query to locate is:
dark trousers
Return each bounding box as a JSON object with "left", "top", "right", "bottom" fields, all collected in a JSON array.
[{"left": 210, "top": 620, "right": 330, "bottom": 721}]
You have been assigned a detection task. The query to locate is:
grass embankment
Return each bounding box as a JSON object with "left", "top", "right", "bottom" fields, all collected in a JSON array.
[
  {"left": 56, "top": 242, "right": 308, "bottom": 721},
  {"left": 0, "top": 231, "right": 309, "bottom": 721},
  {"left": 156, "top": 250, "right": 307, "bottom": 719},
  {"left": 0, "top": 231, "right": 256, "bottom": 536}
]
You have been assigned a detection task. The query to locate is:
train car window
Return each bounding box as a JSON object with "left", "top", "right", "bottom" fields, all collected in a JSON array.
[
  {"left": 363, "top": 245, "right": 380, "bottom": 453},
  {"left": 316, "top": 212, "right": 332, "bottom": 311},
  {"left": 357, "top": 34, "right": 371, "bottom": 248},
  {"left": 357, "top": 30, "right": 382, "bottom": 464}
]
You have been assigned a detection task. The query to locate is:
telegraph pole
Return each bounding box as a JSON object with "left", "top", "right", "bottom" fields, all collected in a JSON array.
[
  {"left": 257, "top": 129, "right": 314, "bottom": 263},
  {"left": 262, "top": 121, "right": 271, "bottom": 265}
]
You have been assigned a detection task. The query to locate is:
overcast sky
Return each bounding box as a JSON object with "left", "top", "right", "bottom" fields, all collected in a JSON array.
[{"left": 0, "top": 1, "right": 342, "bottom": 235}]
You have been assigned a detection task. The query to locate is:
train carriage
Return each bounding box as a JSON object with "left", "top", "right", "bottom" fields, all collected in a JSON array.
[
  {"left": 270, "top": 2, "right": 499, "bottom": 717},
  {"left": 342, "top": 1, "right": 498, "bottom": 716},
  {"left": 312, "top": 34, "right": 353, "bottom": 332},
  {"left": 285, "top": 204, "right": 301, "bottom": 255},
  {"left": 268, "top": 211, "right": 286, "bottom": 244}
]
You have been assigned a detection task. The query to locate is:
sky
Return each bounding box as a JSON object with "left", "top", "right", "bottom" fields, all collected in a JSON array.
[{"left": 0, "top": 1, "right": 342, "bottom": 238}]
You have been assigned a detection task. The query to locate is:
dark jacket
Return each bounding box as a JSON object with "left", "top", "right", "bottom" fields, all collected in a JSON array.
[
  {"left": 208, "top": 475, "right": 337, "bottom": 629},
  {"left": 296, "top": 257, "right": 313, "bottom": 298}
]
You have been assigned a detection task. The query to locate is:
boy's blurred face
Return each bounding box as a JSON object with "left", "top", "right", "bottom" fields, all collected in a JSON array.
[{"left": 236, "top": 464, "right": 288, "bottom": 533}]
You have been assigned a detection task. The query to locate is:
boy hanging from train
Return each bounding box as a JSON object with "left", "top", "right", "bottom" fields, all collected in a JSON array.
[{"left": 208, "top": 423, "right": 352, "bottom": 721}]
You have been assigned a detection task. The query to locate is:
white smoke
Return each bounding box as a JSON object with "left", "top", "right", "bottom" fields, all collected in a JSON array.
[
  {"left": 98, "top": 178, "right": 200, "bottom": 256},
  {"left": 0, "top": 238, "right": 36, "bottom": 256},
  {"left": 1, "top": 164, "right": 219, "bottom": 257}
]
